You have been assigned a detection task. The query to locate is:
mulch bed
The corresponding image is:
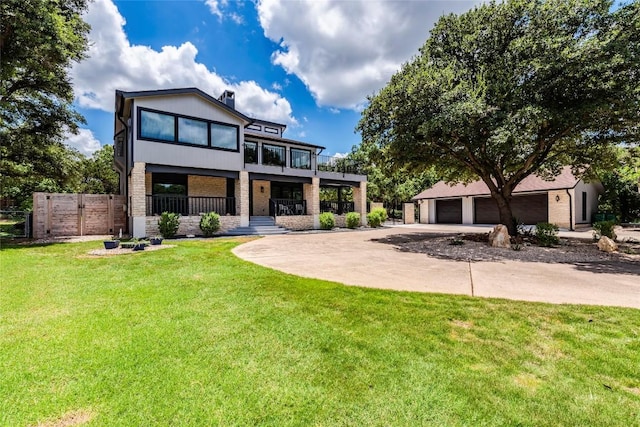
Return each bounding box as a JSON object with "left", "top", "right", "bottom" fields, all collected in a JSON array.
[
  {"left": 88, "top": 244, "right": 176, "bottom": 256},
  {"left": 372, "top": 232, "right": 640, "bottom": 264}
]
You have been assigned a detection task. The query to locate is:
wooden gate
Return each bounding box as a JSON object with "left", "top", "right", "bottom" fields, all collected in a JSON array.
[{"left": 32, "top": 193, "right": 127, "bottom": 238}]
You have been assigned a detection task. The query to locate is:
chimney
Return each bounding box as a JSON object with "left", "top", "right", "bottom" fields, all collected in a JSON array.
[{"left": 219, "top": 90, "right": 235, "bottom": 110}]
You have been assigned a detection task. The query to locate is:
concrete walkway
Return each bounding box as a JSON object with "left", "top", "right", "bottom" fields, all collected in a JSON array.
[{"left": 232, "top": 225, "right": 640, "bottom": 309}]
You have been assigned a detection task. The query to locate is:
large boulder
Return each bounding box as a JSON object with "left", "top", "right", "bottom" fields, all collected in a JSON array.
[
  {"left": 597, "top": 236, "right": 618, "bottom": 252},
  {"left": 488, "top": 224, "right": 511, "bottom": 248}
]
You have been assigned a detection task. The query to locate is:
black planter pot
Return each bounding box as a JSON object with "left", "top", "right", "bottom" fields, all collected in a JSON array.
[
  {"left": 132, "top": 243, "right": 145, "bottom": 251},
  {"left": 103, "top": 240, "right": 119, "bottom": 250},
  {"left": 150, "top": 237, "right": 163, "bottom": 245}
]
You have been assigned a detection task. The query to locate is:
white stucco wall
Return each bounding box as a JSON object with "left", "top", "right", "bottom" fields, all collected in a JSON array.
[{"left": 573, "top": 180, "right": 604, "bottom": 224}]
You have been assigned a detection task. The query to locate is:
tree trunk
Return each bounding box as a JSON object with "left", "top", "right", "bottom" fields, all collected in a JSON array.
[{"left": 491, "top": 191, "right": 516, "bottom": 236}]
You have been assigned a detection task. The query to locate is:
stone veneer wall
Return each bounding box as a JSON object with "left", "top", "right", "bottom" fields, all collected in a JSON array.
[
  {"left": 275, "top": 215, "right": 314, "bottom": 231},
  {"left": 188, "top": 176, "right": 226, "bottom": 197},
  {"left": 333, "top": 214, "right": 347, "bottom": 228},
  {"left": 252, "top": 180, "right": 271, "bottom": 216},
  {"left": 145, "top": 215, "right": 241, "bottom": 236},
  {"left": 547, "top": 190, "right": 573, "bottom": 229}
]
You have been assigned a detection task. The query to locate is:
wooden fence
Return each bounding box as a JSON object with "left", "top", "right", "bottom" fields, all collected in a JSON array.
[{"left": 32, "top": 193, "right": 126, "bottom": 238}]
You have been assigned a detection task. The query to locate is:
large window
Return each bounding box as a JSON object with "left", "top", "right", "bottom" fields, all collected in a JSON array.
[
  {"left": 262, "top": 144, "right": 285, "bottom": 166},
  {"left": 244, "top": 141, "right": 258, "bottom": 164},
  {"left": 138, "top": 108, "right": 239, "bottom": 152},
  {"left": 290, "top": 148, "right": 311, "bottom": 169},
  {"left": 178, "top": 117, "right": 208, "bottom": 146},
  {"left": 211, "top": 123, "right": 238, "bottom": 150},
  {"left": 140, "top": 110, "right": 175, "bottom": 142}
]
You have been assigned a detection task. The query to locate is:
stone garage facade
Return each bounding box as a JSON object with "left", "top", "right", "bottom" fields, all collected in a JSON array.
[{"left": 412, "top": 167, "right": 603, "bottom": 230}]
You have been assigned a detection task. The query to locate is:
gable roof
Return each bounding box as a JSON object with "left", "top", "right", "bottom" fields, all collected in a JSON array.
[
  {"left": 413, "top": 167, "right": 581, "bottom": 200},
  {"left": 116, "top": 87, "right": 252, "bottom": 124}
]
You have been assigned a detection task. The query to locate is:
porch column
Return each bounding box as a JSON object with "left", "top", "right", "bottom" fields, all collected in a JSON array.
[
  {"left": 353, "top": 181, "right": 367, "bottom": 226},
  {"left": 310, "top": 177, "right": 320, "bottom": 229},
  {"left": 239, "top": 171, "right": 250, "bottom": 227},
  {"left": 130, "top": 161, "right": 146, "bottom": 237},
  {"left": 419, "top": 200, "right": 429, "bottom": 223}
]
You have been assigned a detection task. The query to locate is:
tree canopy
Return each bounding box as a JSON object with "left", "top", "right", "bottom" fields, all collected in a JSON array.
[
  {"left": 357, "top": 0, "right": 639, "bottom": 233},
  {"left": 1, "top": 0, "right": 91, "bottom": 208}
]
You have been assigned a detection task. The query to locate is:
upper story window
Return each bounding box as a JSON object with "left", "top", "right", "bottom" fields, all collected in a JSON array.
[
  {"left": 290, "top": 148, "right": 311, "bottom": 169},
  {"left": 138, "top": 107, "right": 239, "bottom": 152},
  {"left": 244, "top": 141, "right": 258, "bottom": 164},
  {"left": 264, "top": 126, "right": 279, "bottom": 135},
  {"left": 211, "top": 123, "right": 238, "bottom": 150},
  {"left": 262, "top": 144, "right": 285, "bottom": 166},
  {"left": 178, "top": 117, "right": 208, "bottom": 146},
  {"left": 140, "top": 110, "right": 175, "bottom": 142}
]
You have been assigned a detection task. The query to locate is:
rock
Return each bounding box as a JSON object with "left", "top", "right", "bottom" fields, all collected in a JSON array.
[
  {"left": 597, "top": 236, "right": 618, "bottom": 252},
  {"left": 488, "top": 224, "right": 512, "bottom": 248}
]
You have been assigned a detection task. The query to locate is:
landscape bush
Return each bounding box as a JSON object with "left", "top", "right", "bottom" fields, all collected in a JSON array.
[
  {"left": 200, "top": 212, "right": 221, "bottom": 237},
  {"left": 367, "top": 207, "right": 387, "bottom": 227},
  {"left": 535, "top": 222, "right": 559, "bottom": 247},
  {"left": 158, "top": 212, "right": 180, "bottom": 238},
  {"left": 319, "top": 212, "right": 335, "bottom": 230},
  {"left": 345, "top": 212, "right": 361, "bottom": 229},
  {"left": 593, "top": 220, "right": 617, "bottom": 241}
]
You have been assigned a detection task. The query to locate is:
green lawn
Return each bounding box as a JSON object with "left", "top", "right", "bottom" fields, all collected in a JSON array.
[{"left": 1, "top": 239, "right": 639, "bottom": 426}]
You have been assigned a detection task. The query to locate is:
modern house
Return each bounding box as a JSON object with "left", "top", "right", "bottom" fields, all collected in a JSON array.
[
  {"left": 113, "top": 88, "right": 367, "bottom": 237},
  {"left": 412, "top": 167, "right": 603, "bottom": 229}
]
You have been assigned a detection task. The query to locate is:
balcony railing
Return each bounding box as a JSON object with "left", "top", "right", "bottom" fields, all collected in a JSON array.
[
  {"left": 243, "top": 144, "right": 364, "bottom": 175},
  {"left": 269, "top": 199, "right": 307, "bottom": 216},
  {"left": 316, "top": 155, "right": 363, "bottom": 175},
  {"left": 320, "top": 201, "right": 355, "bottom": 215},
  {"left": 146, "top": 195, "right": 236, "bottom": 216}
]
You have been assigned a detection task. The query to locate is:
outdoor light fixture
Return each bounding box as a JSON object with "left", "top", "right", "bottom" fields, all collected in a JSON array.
[
  {"left": 260, "top": 186, "right": 264, "bottom": 193},
  {"left": 555, "top": 195, "right": 561, "bottom": 202}
]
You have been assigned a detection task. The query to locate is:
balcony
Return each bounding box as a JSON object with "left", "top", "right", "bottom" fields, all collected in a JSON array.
[
  {"left": 146, "top": 195, "right": 236, "bottom": 216},
  {"left": 269, "top": 199, "right": 307, "bottom": 216},
  {"left": 244, "top": 145, "right": 364, "bottom": 176},
  {"left": 320, "top": 201, "right": 355, "bottom": 215}
]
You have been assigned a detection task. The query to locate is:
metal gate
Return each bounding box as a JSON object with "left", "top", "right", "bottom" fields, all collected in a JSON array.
[{"left": 0, "top": 210, "right": 31, "bottom": 238}]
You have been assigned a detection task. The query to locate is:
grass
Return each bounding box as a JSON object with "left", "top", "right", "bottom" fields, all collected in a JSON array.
[{"left": 1, "top": 239, "right": 639, "bottom": 426}]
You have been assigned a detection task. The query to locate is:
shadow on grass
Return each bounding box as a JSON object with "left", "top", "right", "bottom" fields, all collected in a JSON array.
[{"left": 372, "top": 232, "right": 640, "bottom": 275}]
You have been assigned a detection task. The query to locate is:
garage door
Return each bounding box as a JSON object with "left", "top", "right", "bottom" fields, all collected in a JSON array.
[
  {"left": 474, "top": 194, "right": 548, "bottom": 224},
  {"left": 436, "top": 199, "right": 462, "bottom": 223}
]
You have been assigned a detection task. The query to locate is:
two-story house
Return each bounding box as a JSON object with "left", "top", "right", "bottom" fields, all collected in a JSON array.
[{"left": 113, "top": 88, "right": 367, "bottom": 237}]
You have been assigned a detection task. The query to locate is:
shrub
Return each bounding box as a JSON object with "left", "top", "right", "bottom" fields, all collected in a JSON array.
[
  {"left": 319, "top": 212, "right": 335, "bottom": 230},
  {"left": 200, "top": 211, "right": 221, "bottom": 237},
  {"left": 367, "top": 207, "right": 387, "bottom": 227},
  {"left": 593, "top": 220, "right": 617, "bottom": 241},
  {"left": 158, "top": 212, "right": 180, "bottom": 238},
  {"left": 345, "top": 212, "right": 360, "bottom": 229},
  {"left": 535, "top": 222, "right": 559, "bottom": 247}
]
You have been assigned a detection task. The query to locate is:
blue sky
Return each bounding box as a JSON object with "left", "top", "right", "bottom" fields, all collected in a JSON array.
[{"left": 68, "top": 0, "right": 479, "bottom": 157}]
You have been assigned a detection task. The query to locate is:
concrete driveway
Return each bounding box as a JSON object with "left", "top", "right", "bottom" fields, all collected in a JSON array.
[{"left": 232, "top": 225, "right": 640, "bottom": 309}]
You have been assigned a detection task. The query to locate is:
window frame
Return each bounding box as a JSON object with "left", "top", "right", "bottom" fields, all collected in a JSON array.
[
  {"left": 290, "top": 148, "right": 311, "bottom": 170},
  {"left": 137, "top": 107, "right": 240, "bottom": 152},
  {"left": 244, "top": 141, "right": 258, "bottom": 164},
  {"left": 262, "top": 143, "right": 286, "bottom": 167}
]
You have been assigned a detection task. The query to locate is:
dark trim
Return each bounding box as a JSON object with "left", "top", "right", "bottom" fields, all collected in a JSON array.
[
  {"left": 146, "top": 164, "right": 239, "bottom": 179},
  {"left": 264, "top": 126, "right": 279, "bottom": 135},
  {"left": 244, "top": 131, "right": 325, "bottom": 150},
  {"left": 247, "top": 124, "right": 262, "bottom": 131},
  {"left": 137, "top": 107, "right": 240, "bottom": 153},
  {"left": 116, "top": 87, "right": 252, "bottom": 123},
  {"left": 319, "top": 178, "right": 362, "bottom": 187},
  {"left": 414, "top": 189, "right": 555, "bottom": 201},
  {"left": 249, "top": 173, "right": 312, "bottom": 184},
  {"left": 566, "top": 188, "right": 574, "bottom": 231},
  {"left": 249, "top": 117, "right": 287, "bottom": 131}
]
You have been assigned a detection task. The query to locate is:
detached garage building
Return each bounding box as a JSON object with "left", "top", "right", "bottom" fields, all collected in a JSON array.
[{"left": 412, "top": 167, "right": 603, "bottom": 229}]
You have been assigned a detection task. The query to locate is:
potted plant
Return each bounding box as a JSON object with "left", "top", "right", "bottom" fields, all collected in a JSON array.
[
  {"left": 103, "top": 237, "right": 120, "bottom": 250},
  {"left": 149, "top": 236, "right": 163, "bottom": 245}
]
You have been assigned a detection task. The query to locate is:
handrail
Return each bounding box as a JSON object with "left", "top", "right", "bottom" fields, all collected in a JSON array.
[{"left": 146, "top": 195, "right": 236, "bottom": 216}]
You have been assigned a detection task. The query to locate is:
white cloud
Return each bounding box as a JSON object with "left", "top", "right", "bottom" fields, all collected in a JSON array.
[
  {"left": 257, "top": 0, "right": 479, "bottom": 109},
  {"left": 204, "top": 0, "right": 226, "bottom": 19},
  {"left": 328, "top": 108, "right": 340, "bottom": 114},
  {"left": 272, "top": 82, "right": 282, "bottom": 91},
  {"left": 65, "top": 128, "right": 102, "bottom": 156},
  {"left": 71, "top": 0, "right": 297, "bottom": 125}
]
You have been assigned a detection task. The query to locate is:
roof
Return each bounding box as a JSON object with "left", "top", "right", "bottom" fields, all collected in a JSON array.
[
  {"left": 413, "top": 167, "right": 581, "bottom": 200},
  {"left": 244, "top": 131, "right": 326, "bottom": 150},
  {"left": 116, "top": 88, "right": 252, "bottom": 123}
]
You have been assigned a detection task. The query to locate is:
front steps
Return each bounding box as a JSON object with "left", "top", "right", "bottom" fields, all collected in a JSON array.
[{"left": 225, "top": 216, "right": 290, "bottom": 236}]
